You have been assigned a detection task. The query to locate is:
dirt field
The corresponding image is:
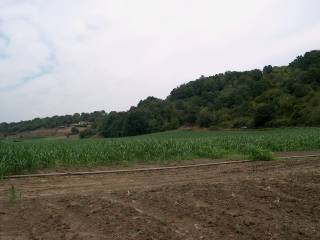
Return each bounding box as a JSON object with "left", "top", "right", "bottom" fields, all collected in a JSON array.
[
  {"left": 0, "top": 154, "right": 319, "bottom": 239},
  {"left": 4, "top": 126, "right": 86, "bottom": 140}
]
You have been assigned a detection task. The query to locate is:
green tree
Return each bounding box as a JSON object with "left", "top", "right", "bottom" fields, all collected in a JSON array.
[{"left": 254, "top": 104, "right": 276, "bottom": 127}]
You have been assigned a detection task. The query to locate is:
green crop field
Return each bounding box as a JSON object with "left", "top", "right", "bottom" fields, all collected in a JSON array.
[{"left": 1, "top": 128, "right": 320, "bottom": 177}]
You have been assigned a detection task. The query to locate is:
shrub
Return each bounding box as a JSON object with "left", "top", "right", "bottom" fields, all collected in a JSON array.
[
  {"left": 247, "top": 147, "right": 273, "bottom": 161},
  {"left": 71, "top": 127, "right": 79, "bottom": 135},
  {"left": 79, "top": 128, "right": 97, "bottom": 139}
]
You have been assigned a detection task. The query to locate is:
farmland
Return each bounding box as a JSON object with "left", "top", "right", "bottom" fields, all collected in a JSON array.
[
  {"left": 1, "top": 128, "right": 320, "bottom": 239},
  {"left": 1, "top": 156, "right": 320, "bottom": 239},
  {"left": 1, "top": 127, "right": 320, "bottom": 177}
]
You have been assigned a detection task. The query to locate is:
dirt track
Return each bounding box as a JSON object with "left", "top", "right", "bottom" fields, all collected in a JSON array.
[{"left": 0, "top": 155, "right": 320, "bottom": 239}]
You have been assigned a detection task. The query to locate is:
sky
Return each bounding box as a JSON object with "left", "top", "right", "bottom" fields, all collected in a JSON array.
[{"left": 0, "top": 0, "right": 320, "bottom": 123}]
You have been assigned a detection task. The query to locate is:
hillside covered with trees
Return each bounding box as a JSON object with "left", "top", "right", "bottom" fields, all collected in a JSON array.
[{"left": 1, "top": 50, "right": 320, "bottom": 138}]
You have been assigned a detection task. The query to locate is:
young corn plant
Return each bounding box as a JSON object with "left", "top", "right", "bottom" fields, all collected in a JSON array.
[{"left": 8, "top": 185, "right": 20, "bottom": 203}]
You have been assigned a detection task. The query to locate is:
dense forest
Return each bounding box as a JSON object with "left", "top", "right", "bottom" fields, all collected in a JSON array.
[{"left": 1, "top": 50, "right": 320, "bottom": 138}]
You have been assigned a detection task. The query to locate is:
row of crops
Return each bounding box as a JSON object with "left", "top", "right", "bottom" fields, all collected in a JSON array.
[{"left": 1, "top": 128, "right": 320, "bottom": 177}]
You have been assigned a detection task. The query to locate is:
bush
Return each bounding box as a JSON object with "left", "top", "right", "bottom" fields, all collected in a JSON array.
[
  {"left": 247, "top": 147, "right": 273, "bottom": 161},
  {"left": 71, "top": 127, "right": 79, "bottom": 135},
  {"left": 79, "top": 128, "right": 97, "bottom": 139},
  {"left": 232, "top": 117, "right": 254, "bottom": 128},
  {"left": 208, "top": 125, "right": 222, "bottom": 131},
  {"left": 269, "top": 118, "right": 291, "bottom": 127}
]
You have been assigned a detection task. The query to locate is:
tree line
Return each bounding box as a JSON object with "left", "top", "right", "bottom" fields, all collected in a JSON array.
[
  {"left": 1, "top": 50, "right": 320, "bottom": 137},
  {"left": 0, "top": 111, "right": 106, "bottom": 135}
]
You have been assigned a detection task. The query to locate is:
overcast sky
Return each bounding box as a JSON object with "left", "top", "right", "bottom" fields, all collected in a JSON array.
[{"left": 0, "top": 0, "right": 320, "bottom": 122}]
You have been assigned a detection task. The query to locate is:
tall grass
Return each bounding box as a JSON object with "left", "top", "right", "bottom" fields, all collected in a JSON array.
[{"left": 1, "top": 128, "right": 319, "bottom": 177}]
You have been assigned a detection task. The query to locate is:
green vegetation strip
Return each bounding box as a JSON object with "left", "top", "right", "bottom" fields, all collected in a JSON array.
[
  {"left": 4, "top": 160, "right": 252, "bottom": 179},
  {"left": 1, "top": 128, "right": 320, "bottom": 178},
  {"left": 5, "top": 154, "right": 320, "bottom": 179}
]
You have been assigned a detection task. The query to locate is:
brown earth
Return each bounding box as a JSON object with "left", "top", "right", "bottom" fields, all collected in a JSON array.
[
  {"left": 0, "top": 155, "right": 319, "bottom": 240},
  {"left": 4, "top": 126, "right": 87, "bottom": 140}
]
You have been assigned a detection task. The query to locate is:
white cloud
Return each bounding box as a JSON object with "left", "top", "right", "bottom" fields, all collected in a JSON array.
[{"left": 0, "top": 0, "right": 320, "bottom": 122}]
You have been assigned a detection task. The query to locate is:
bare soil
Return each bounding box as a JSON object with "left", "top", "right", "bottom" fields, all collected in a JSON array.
[
  {"left": 0, "top": 154, "right": 319, "bottom": 240},
  {"left": 4, "top": 126, "right": 86, "bottom": 140}
]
